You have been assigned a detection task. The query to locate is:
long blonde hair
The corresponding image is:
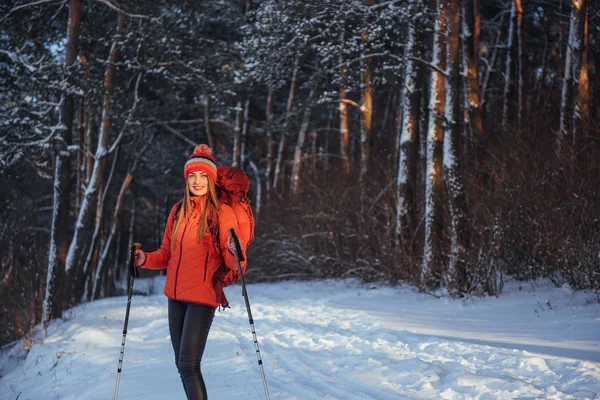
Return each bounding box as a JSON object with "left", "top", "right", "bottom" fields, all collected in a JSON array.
[{"left": 171, "top": 176, "right": 220, "bottom": 248}]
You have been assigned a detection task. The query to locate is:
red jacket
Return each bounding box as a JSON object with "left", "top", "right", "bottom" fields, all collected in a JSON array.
[{"left": 141, "top": 196, "right": 245, "bottom": 308}]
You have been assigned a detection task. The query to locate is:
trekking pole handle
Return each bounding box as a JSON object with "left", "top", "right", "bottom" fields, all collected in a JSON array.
[
  {"left": 228, "top": 229, "right": 245, "bottom": 262},
  {"left": 129, "top": 243, "right": 142, "bottom": 278}
]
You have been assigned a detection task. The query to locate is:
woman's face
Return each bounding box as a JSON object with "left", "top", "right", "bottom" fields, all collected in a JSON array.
[{"left": 187, "top": 172, "right": 209, "bottom": 196}]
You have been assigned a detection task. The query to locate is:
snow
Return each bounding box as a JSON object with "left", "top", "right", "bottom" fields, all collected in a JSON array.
[{"left": 2, "top": 279, "right": 600, "bottom": 400}]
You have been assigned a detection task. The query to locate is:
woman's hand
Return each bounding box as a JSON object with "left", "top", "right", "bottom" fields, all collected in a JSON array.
[
  {"left": 228, "top": 236, "right": 242, "bottom": 256},
  {"left": 134, "top": 249, "right": 146, "bottom": 266}
]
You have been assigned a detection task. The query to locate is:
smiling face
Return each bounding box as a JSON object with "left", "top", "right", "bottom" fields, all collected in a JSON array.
[{"left": 187, "top": 171, "right": 209, "bottom": 196}]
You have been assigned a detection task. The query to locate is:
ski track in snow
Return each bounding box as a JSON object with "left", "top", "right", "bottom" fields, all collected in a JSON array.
[{"left": 1, "top": 279, "right": 599, "bottom": 400}]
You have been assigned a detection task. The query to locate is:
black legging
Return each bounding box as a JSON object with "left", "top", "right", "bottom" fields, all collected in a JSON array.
[{"left": 168, "top": 299, "right": 216, "bottom": 400}]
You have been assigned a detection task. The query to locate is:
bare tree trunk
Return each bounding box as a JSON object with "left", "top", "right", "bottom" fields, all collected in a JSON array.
[
  {"left": 359, "top": 18, "right": 373, "bottom": 183},
  {"left": 65, "top": 13, "right": 125, "bottom": 303},
  {"left": 44, "top": 0, "right": 82, "bottom": 325},
  {"left": 247, "top": 159, "right": 262, "bottom": 218},
  {"left": 461, "top": 0, "right": 483, "bottom": 138},
  {"left": 572, "top": 0, "right": 589, "bottom": 148},
  {"left": 92, "top": 177, "right": 132, "bottom": 300},
  {"left": 501, "top": 1, "right": 516, "bottom": 132},
  {"left": 444, "top": 0, "right": 470, "bottom": 293},
  {"left": 322, "top": 111, "right": 332, "bottom": 171},
  {"left": 113, "top": 220, "right": 122, "bottom": 287},
  {"left": 559, "top": 2, "right": 577, "bottom": 147},
  {"left": 533, "top": 30, "right": 549, "bottom": 104},
  {"left": 273, "top": 54, "right": 300, "bottom": 190},
  {"left": 310, "top": 129, "right": 317, "bottom": 172},
  {"left": 422, "top": 0, "right": 447, "bottom": 288},
  {"left": 515, "top": 0, "right": 525, "bottom": 131},
  {"left": 78, "top": 147, "right": 120, "bottom": 301},
  {"left": 232, "top": 99, "right": 243, "bottom": 167},
  {"left": 76, "top": 100, "right": 86, "bottom": 209},
  {"left": 265, "top": 88, "right": 275, "bottom": 200},
  {"left": 291, "top": 86, "right": 316, "bottom": 195},
  {"left": 339, "top": 28, "right": 351, "bottom": 175},
  {"left": 396, "top": 2, "right": 422, "bottom": 249},
  {"left": 92, "top": 134, "right": 154, "bottom": 299},
  {"left": 203, "top": 85, "right": 214, "bottom": 149},
  {"left": 85, "top": 113, "right": 97, "bottom": 184},
  {"left": 241, "top": 97, "right": 250, "bottom": 161},
  {"left": 481, "top": 20, "right": 503, "bottom": 103}
]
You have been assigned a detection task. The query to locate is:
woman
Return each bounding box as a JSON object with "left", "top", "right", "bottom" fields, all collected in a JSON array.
[{"left": 134, "top": 144, "right": 244, "bottom": 400}]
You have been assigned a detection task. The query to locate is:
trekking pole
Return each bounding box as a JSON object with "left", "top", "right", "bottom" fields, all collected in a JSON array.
[
  {"left": 229, "top": 229, "right": 271, "bottom": 400},
  {"left": 114, "top": 243, "right": 141, "bottom": 400}
]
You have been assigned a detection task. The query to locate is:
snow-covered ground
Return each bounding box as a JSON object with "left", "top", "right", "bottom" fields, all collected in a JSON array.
[{"left": 1, "top": 278, "right": 599, "bottom": 400}]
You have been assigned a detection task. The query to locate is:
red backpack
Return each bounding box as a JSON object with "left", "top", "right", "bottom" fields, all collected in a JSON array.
[
  {"left": 216, "top": 165, "right": 255, "bottom": 248},
  {"left": 213, "top": 166, "right": 255, "bottom": 307}
]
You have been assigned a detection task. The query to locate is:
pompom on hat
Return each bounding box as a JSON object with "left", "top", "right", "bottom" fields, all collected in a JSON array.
[{"left": 184, "top": 144, "right": 217, "bottom": 183}]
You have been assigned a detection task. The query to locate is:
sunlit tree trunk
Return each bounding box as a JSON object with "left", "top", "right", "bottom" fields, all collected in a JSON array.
[
  {"left": 422, "top": 0, "right": 447, "bottom": 288},
  {"left": 444, "top": 0, "right": 470, "bottom": 292},
  {"left": 571, "top": 0, "right": 589, "bottom": 148},
  {"left": 339, "top": 28, "right": 350, "bottom": 175},
  {"left": 273, "top": 54, "right": 300, "bottom": 189},
  {"left": 461, "top": 0, "right": 483, "bottom": 138},
  {"left": 359, "top": 3, "right": 374, "bottom": 183},
  {"left": 396, "top": 1, "right": 422, "bottom": 248},
  {"left": 559, "top": 0, "right": 589, "bottom": 149},
  {"left": 44, "top": 0, "right": 82, "bottom": 325}
]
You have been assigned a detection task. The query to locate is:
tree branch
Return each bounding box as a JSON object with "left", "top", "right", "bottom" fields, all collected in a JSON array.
[
  {"left": 161, "top": 124, "right": 197, "bottom": 147},
  {"left": 3, "top": 0, "right": 62, "bottom": 16},
  {"left": 341, "top": 99, "right": 364, "bottom": 111},
  {"left": 387, "top": 53, "right": 450, "bottom": 78},
  {"left": 369, "top": 0, "right": 402, "bottom": 11},
  {"left": 94, "top": 0, "right": 155, "bottom": 20}
]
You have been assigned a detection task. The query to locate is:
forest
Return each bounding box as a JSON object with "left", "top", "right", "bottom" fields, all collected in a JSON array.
[{"left": 1, "top": 0, "right": 598, "bottom": 347}]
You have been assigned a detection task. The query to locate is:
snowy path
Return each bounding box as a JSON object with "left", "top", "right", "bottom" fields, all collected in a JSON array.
[{"left": 1, "top": 279, "right": 599, "bottom": 399}]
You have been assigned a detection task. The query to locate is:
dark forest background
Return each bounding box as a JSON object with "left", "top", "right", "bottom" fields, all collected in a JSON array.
[{"left": 1, "top": 0, "right": 599, "bottom": 347}]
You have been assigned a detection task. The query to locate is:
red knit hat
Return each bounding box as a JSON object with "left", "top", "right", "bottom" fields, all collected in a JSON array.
[{"left": 184, "top": 144, "right": 217, "bottom": 183}]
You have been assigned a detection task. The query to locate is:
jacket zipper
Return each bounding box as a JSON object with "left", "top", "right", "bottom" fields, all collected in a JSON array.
[
  {"left": 173, "top": 223, "right": 188, "bottom": 299},
  {"left": 203, "top": 253, "right": 209, "bottom": 281}
]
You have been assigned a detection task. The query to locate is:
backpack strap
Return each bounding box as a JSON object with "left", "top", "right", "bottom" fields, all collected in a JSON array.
[
  {"left": 206, "top": 205, "right": 221, "bottom": 254},
  {"left": 172, "top": 200, "right": 183, "bottom": 222}
]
